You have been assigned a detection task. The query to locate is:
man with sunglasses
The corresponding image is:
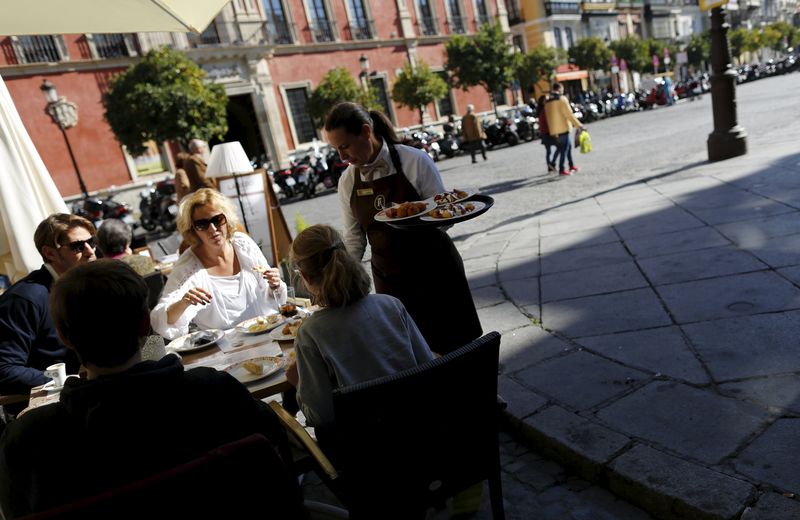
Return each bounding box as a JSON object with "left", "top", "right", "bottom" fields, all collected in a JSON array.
[{"left": 0, "top": 214, "right": 96, "bottom": 414}]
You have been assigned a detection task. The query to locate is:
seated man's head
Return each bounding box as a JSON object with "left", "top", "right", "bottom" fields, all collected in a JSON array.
[
  {"left": 51, "top": 260, "right": 149, "bottom": 374},
  {"left": 97, "top": 219, "right": 133, "bottom": 259},
  {"left": 34, "top": 214, "right": 97, "bottom": 275},
  {"left": 551, "top": 82, "right": 563, "bottom": 94}
]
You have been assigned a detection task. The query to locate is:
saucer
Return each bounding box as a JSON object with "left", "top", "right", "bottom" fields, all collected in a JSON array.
[{"left": 43, "top": 374, "right": 79, "bottom": 392}]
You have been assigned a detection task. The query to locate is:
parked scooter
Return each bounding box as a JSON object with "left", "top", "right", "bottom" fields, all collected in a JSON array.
[
  {"left": 323, "top": 148, "right": 348, "bottom": 189},
  {"left": 482, "top": 116, "right": 519, "bottom": 149},
  {"left": 139, "top": 179, "right": 178, "bottom": 232},
  {"left": 73, "top": 191, "right": 136, "bottom": 230},
  {"left": 440, "top": 119, "right": 462, "bottom": 158}
]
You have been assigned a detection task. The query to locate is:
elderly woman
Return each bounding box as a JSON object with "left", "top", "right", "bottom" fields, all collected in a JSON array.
[
  {"left": 96, "top": 219, "right": 154, "bottom": 277},
  {"left": 150, "top": 188, "right": 286, "bottom": 339}
]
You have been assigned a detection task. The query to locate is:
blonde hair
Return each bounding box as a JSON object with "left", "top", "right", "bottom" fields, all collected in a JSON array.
[
  {"left": 176, "top": 188, "right": 240, "bottom": 247},
  {"left": 290, "top": 224, "right": 371, "bottom": 307}
]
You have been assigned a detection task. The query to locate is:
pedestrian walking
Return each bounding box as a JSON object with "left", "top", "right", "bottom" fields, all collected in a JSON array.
[
  {"left": 461, "top": 104, "right": 487, "bottom": 164},
  {"left": 544, "top": 83, "right": 583, "bottom": 176},
  {"left": 537, "top": 95, "right": 557, "bottom": 173}
]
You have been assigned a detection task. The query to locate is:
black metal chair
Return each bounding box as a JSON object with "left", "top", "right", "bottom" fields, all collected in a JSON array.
[
  {"left": 271, "top": 331, "right": 504, "bottom": 520},
  {"left": 21, "top": 433, "right": 308, "bottom": 519}
]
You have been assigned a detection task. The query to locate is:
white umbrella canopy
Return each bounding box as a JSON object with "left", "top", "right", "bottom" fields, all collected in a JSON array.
[
  {"left": 0, "top": 0, "right": 229, "bottom": 35},
  {"left": 0, "top": 74, "right": 68, "bottom": 281}
]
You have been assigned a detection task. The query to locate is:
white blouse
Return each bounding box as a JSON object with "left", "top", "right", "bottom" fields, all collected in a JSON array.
[{"left": 150, "top": 232, "right": 287, "bottom": 339}]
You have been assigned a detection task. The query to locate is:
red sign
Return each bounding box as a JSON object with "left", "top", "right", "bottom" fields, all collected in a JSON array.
[{"left": 652, "top": 54, "right": 660, "bottom": 68}]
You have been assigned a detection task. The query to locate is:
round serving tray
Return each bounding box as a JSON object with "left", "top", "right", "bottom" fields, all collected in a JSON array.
[{"left": 384, "top": 194, "right": 494, "bottom": 229}]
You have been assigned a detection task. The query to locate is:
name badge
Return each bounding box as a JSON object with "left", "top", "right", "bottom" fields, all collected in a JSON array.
[{"left": 356, "top": 188, "right": 374, "bottom": 197}]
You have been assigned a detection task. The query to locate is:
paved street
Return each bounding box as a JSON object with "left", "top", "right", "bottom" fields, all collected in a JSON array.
[{"left": 290, "top": 72, "right": 800, "bottom": 519}]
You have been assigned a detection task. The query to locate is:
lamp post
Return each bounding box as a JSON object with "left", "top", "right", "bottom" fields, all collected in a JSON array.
[
  {"left": 359, "top": 53, "right": 369, "bottom": 91},
  {"left": 707, "top": 6, "right": 747, "bottom": 161},
  {"left": 40, "top": 79, "right": 88, "bottom": 197}
]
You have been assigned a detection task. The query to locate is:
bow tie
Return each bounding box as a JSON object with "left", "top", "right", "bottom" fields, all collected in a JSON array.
[{"left": 358, "top": 158, "right": 390, "bottom": 182}]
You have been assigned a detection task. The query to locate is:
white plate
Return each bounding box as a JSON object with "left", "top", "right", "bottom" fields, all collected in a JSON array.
[
  {"left": 268, "top": 317, "right": 305, "bottom": 341},
  {"left": 43, "top": 374, "right": 79, "bottom": 392},
  {"left": 374, "top": 200, "right": 437, "bottom": 222},
  {"left": 166, "top": 329, "right": 224, "bottom": 354},
  {"left": 429, "top": 187, "right": 477, "bottom": 206},
  {"left": 235, "top": 314, "right": 284, "bottom": 335},
  {"left": 421, "top": 201, "right": 486, "bottom": 222},
  {"left": 224, "top": 356, "right": 283, "bottom": 384}
]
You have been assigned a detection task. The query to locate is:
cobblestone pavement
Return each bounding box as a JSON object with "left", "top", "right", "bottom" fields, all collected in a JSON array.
[
  {"left": 284, "top": 72, "right": 800, "bottom": 519},
  {"left": 302, "top": 430, "right": 654, "bottom": 519}
]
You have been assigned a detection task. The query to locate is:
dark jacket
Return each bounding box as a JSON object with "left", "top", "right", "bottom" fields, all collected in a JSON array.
[
  {"left": 0, "top": 355, "right": 290, "bottom": 518},
  {"left": 0, "top": 266, "right": 78, "bottom": 396}
]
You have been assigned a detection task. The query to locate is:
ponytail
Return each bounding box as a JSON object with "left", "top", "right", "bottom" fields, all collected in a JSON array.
[
  {"left": 368, "top": 110, "right": 400, "bottom": 145},
  {"left": 290, "top": 224, "right": 371, "bottom": 308}
]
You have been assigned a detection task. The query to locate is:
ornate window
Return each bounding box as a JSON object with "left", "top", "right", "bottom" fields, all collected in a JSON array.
[
  {"left": 308, "top": 0, "right": 335, "bottom": 42},
  {"left": 447, "top": 0, "right": 466, "bottom": 34},
  {"left": 347, "top": 0, "right": 374, "bottom": 39},
  {"left": 565, "top": 27, "right": 574, "bottom": 48},
  {"left": 12, "top": 35, "right": 65, "bottom": 63},
  {"left": 475, "top": 0, "right": 491, "bottom": 26},
  {"left": 263, "top": 0, "right": 294, "bottom": 44},
  {"left": 553, "top": 27, "right": 563, "bottom": 49},
  {"left": 285, "top": 87, "right": 318, "bottom": 144},
  {"left": 417, "top": 0, "right": 438, "bottom": 36}
]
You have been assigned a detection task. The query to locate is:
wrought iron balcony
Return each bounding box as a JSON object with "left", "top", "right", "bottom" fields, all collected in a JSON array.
[
  {"left": 16, "top": 35, "right": 61, "bottom": 63},
  {"left": 310, "top": 19, "right": 336, "bottom": 42},
  {"left": 267, "top": 19, "right": 294, "bottom": 44},
  {"left": 544, "top": 1, "right": 581, "bottom": 15},
  {"left": 347, "top": 18, "right": 375, "bottom": 40},
  {"left": 448, "top": 15, "right": 467, "bottom": 34},
  {"left": 419, "top": 16, "right": 438, "bottom": 36},
  {"left": 94, "top": 34, "right": 132, "bottom": 58}
]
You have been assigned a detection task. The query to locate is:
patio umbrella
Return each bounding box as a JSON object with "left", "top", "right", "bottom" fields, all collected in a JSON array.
[
  {"left": 0, "top": 0, "right": 229, "bottom": 35},
  {"left": 0, "top": 74, "right": 68, "bottom": 281}
]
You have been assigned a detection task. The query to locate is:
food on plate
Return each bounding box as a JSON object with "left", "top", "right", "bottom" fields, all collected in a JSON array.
[
  {"left": 191, "top": 330, "right": 216, "bottom": 347},
  {"left": 242, "top": 361, "right": 264, "bottom": 376},
  {"left": 433, "top": 189, "right": 469, "bottom": 205},
  {"left": 281, "top": 319, "right": 304, "bottom": 337},
  {"left": 279, "top": 303, "right": 298, "bottom": 317},
  {"left": 427, "top": 202, "right": 476, "bottom": 219},
  {"left": 247, "top": 314, "right": 281, "bottom": 333},
  {"left": 383, "top": 201, "right": 427, "bottom": 219}
]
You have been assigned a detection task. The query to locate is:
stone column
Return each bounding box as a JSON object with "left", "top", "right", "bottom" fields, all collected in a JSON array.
[{"left": 249, "top": 57, "right": 292, "bottom": 169}]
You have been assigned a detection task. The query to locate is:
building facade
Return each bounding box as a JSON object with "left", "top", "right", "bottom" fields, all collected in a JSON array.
[{"left": 1, "top": 0, "right": 509, "bottom": 197}]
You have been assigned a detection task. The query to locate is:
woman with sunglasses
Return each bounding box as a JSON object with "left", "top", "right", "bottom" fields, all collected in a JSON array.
[{"left": 150, "top": 189, "right": 287, "bottom": 339}]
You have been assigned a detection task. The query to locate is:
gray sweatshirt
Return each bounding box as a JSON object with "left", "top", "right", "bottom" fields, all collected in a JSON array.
[{"left": 294, "top": 294, "right": 434, "bottom": 427}]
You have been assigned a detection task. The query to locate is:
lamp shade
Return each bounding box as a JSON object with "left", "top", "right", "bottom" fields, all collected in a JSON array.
[{"left": 205, "top": 142, "right": 254, "bottom": 178}]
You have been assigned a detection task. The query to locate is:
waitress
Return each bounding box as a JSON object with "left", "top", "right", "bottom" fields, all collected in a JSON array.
[{"left": 325, "top": 102, "right": 481, "bottom": 354}]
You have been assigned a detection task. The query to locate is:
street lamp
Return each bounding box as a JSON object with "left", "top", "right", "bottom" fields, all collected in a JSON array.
[
  {"left": 40, "top": 79, "right": 88, "bottom": 197},
  {"left": 359, "top": 53, "right": 369, "bottom": 91},
  {"left": 707, "top": 6, "right": 747, "bottom": 162}
]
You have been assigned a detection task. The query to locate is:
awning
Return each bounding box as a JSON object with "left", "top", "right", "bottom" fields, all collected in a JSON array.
[
  {"left": 0, "top": 0, "right": 229, "bottom": 35},
  {"left": 555, "top": 70, "right": 589, "bottom": 81}
]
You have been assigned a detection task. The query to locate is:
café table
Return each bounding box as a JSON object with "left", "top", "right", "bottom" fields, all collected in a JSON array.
[{"left": 27, "top": 327, "right": 296, "bottom": 412}]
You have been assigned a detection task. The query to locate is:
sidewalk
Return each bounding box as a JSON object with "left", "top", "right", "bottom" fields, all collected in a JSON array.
[{"left": 457, "top": 137, "right": 800, "bottom": 519}]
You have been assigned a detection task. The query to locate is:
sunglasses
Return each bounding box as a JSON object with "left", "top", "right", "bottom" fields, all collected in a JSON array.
[
  {"left": 60, "top": 236, "right": 96, "bottom": 254},
  {"left": 193, "top": 213, "right": 227, "bottom": 232}
]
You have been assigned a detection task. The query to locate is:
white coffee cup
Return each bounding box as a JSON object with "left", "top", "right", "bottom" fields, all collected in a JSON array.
[{"left": 44, "top": 362, "right": 67, "bottom": 387}]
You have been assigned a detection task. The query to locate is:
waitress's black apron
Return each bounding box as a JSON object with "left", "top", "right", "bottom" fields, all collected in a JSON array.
[{"left": 350, "top": 145, "right": 482, "bottom": 354}]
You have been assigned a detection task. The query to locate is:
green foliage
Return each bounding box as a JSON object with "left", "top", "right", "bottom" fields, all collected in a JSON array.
[
  {"left": 103, "top": 47, "right": 228, "bottom": 156},
  {"left": 770, "top": 21, "right": 799, "bottom": 47},
  {"left": 391, "top": 60, "right": 449, "bottom": 125},
  {"left": 608, "top": 37, "right": 647, "bottom": 72},
  {"left": 514, "top": 46, "right": 561, "bottom": 97},
  {"left": 685, "top": 31, "right": 711, "bottom": 68},
  {"left": 760, "top": 26, "right": 783, "bottom": 51},
  {"left": 641, "top": 39, "right": 680, "bottom": 72},
  {"left": 445, "top": 22, "right": 517, "bottom": 112},
  {"left": 568, "top": 37, "right": 611, "bottom": 72},
  {"left": 307, "top": 67, "right": 380, "bottom": 127}
]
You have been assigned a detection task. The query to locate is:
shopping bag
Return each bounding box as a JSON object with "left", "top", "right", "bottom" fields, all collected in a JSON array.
[
  {"left": 578, "top": 130, "right": 592, "bottom": 153},
  {"left": 573, "top": 127, "right": 583, "bottom": 147}
]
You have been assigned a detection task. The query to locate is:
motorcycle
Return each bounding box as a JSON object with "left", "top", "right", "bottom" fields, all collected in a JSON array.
[
  {"left": 482, "top": 117, "right": 519, "bottom": 149},
  {"left": 440, "top": 120, "right": 462, "bottom": 158},
  {"left": 323, "top": 148, "right": 348, "bottom": 190},
  {"left": 73, "top": 191, "right": 135, "bottom": 230},
  {"left": 139, "top": 179, "right": 178, "bottom": 232},
  {"left": 513, "top": 108, "right": 538, "bottom": 142}
]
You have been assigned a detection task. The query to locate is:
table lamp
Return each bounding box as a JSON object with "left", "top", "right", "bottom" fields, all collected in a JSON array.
[{"left": 205, "top": 142, "right": 254, "bottom": 231}]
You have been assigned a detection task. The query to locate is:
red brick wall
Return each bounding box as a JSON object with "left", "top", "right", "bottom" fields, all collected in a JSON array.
[{"left": 4, "top": 71, "right": 131, "bottom": 197}]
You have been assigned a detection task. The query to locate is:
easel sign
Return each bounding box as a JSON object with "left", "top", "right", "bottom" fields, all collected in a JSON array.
[{"left": 215, "top": 170, "right": 293, "bottom": 266}]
